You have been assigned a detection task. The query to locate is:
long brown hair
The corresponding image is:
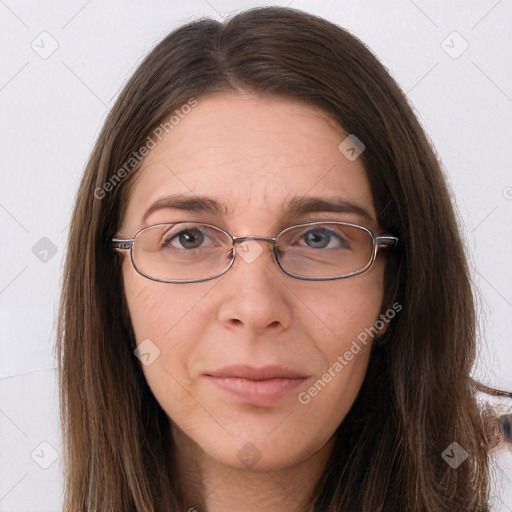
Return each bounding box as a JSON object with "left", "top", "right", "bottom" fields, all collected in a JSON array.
[{"left": 57, "top": 6, "right": 511, "bottom": 511}]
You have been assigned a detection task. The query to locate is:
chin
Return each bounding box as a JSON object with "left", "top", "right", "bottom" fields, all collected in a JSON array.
[{"left": 199, "top": 433, "right": 323, "bottom": 473}]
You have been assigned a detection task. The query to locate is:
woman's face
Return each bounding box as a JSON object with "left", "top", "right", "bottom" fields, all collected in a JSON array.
[{"left": 120, "top": 93, "right": 386, "bottom": 471}]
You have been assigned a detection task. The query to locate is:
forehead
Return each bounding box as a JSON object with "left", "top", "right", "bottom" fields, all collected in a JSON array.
[{"left": 121, "top": 93, "right": 376, "bottom": 233}]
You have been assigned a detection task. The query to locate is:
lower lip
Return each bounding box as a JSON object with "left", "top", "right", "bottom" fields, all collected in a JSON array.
[{"left": 204, "top": 376, "right": 307, "bottom": 405}]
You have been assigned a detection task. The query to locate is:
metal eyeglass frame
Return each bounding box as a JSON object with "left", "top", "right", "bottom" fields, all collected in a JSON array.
[{"left": 109, "top": 219, "right": 399, "bottom": 284}]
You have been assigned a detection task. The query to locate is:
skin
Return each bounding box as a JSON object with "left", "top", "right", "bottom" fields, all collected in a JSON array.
[{"left": 120, "top": 92, "right": 387, "bottom": 511}]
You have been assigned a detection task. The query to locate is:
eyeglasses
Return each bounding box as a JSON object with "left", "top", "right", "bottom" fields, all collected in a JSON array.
[
  {"left": 480, "top": 401, "right": 512, "bottom": 452},
  {"left": 109, "top": 220, "right": 398, "bottom": 283}
]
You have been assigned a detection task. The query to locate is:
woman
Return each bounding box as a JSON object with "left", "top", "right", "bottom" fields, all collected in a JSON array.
[{"left": 57, "top": 6, "right": 511, "bottom": 511}]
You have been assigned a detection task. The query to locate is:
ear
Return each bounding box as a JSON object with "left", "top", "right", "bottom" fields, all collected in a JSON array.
[
  {"left": 372, "top": 314, "right": 389, "bottom": 345},
  {"left": 374, "top": 251, "right": 403, "bottom": 345},
  {"left": 373, "top": 300, "right": 402, "bottom": 345}
]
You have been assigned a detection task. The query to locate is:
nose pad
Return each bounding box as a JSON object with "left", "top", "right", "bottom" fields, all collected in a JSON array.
[
  {"left": 232, "top": 238, "right": 283, "bottom": 271},
  {"left": 233, "top": 239, "right": 267, "bottom": 265}
]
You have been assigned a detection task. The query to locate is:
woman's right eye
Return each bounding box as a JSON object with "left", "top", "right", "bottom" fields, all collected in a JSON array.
[{"left": 162, "top": 228, "right": 206, "bottom": 249}]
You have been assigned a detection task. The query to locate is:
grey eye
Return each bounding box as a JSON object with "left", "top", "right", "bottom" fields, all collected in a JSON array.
[{"left": 299, "top": 227, "right": 349, "bottom": 249}]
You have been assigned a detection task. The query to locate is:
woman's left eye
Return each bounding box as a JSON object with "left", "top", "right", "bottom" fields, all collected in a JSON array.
[{"left": 301, "top": 228, "right": 349, "bottom": 249}]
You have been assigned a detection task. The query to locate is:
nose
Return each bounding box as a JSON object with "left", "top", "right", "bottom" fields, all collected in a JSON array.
[{"left": 215, "top": 239, "right": 293, "bottom": 335}]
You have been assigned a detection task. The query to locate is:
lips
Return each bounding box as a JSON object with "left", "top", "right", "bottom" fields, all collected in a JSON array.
[
  {"left": 205, "top": 364, "right": 308, "bottom": 380},
  {"left": 204, "top": 364, "right": 309, "bottom": 405}
]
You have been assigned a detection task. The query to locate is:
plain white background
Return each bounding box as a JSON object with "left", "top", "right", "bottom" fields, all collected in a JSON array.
[{"left": 0, "top": 1, "right": 511, "bottom": 510}]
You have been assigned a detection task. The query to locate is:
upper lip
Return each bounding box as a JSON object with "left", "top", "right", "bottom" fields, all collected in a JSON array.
[{"left": 205, "top": 364, "right": 308, "bottom": 380}]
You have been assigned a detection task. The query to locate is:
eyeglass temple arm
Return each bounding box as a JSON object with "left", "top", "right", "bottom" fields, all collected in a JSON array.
[
  {"left": 376, "top": 235, "right": 398, "bottom": 249},
  {"left": 108, "top": 238, "right": 134, "bottom": 251}
]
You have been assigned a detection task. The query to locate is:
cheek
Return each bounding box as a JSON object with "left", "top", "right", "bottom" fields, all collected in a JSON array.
[
  {"left": 298, "top": 274, "right": 383, "bottom": 396},
  {"left": 289, "top": 266, "right": 384, "bottom": 422},
  {"left": 122, "top": 263, "right": 187, "bottom": 379},
  {"left": 307, "top": 263, "right": 385, "bottom": 355},
  {"left": 122, "top": 261, "right": 217, "bottom": 409},
  {"left": 122, "top": 258, "right": 213, "bottom": 342}
]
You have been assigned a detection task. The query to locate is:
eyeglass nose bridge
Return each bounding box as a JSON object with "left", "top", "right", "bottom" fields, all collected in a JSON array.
[
  {"left": 231, "top": 235, "right": 278, "bottom": 245},
  {"left": 229, "top": 235, "right": 281, "bottom": 263}
]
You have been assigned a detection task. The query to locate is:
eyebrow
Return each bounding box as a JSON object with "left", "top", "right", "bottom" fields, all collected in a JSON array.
[{"left": 141, "top": 194, "right": 374, "bottom": 225}]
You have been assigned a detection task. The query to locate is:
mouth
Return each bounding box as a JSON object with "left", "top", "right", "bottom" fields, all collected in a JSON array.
[{"left": 204, "top": 364, "right": 309, "bottom": 405}]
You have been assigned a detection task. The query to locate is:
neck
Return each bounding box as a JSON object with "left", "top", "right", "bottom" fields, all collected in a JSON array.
[{"left": 171, "top": 424, "right": 333, "bottom": 512}]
